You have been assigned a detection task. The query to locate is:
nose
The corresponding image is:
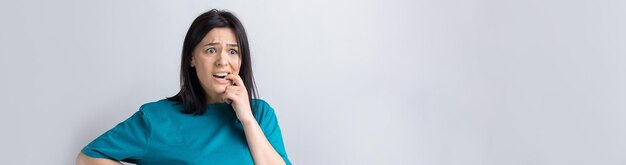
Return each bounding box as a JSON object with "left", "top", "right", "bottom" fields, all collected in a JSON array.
[{"left": 215, "top": 50, "right": 229, "bottom": 66}]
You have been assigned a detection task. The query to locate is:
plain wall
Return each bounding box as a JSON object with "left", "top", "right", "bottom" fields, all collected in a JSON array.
[{"left": 1, "top": 0, "right": 625, "bottom": 164}]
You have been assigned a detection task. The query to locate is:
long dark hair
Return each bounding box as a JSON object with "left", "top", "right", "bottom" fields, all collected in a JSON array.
[{"left": 168, "top": 9, "right": 258, "bottom": 115}]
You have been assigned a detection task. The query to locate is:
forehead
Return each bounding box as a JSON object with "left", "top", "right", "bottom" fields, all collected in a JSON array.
[{"left": 201, "top": 27, "right": 237, "bottom": 44}]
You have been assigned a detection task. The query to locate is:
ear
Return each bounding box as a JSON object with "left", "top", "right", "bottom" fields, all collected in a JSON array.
[{"left": 190, "top": 55, "right": 196, "bottom": 67}]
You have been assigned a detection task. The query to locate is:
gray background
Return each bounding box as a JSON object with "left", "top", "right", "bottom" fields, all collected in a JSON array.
[{"left": 1, "top": 0, "right": 625, "bottom": 164}]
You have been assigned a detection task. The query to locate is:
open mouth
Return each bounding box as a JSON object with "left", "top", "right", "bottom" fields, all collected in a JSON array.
[{"left": 213, "top": 72, "right": 229, "bottom": 79}]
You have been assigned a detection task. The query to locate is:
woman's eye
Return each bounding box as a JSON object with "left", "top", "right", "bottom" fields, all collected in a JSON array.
[
  {"left": 228, "top": 49, "right": 238, "bottom": 55},
  {"left": 206, "top": 48, "right": 216, "bottom": 54}
]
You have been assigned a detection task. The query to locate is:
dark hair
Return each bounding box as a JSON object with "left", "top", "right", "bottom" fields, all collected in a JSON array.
[{"left": 168, "top": 9, "right": 258, "bottom": 115}]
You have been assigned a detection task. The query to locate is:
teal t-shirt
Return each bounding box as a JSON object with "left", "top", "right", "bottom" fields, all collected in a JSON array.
[{"left": 81, "top": 99, "right": 291, "bottom": 165}]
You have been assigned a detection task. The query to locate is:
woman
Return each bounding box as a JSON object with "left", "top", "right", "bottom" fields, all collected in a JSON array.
[{"left": 76, "top": 9, "right": 291, "bottom": 165}]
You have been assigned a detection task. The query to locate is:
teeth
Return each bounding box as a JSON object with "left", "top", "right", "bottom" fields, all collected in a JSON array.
[{"left": 213, "top": 72, "right": 229, "bottom": 78}]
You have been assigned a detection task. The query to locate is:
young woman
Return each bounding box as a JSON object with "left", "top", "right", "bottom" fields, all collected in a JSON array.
[{"left": 76, "top": 9, "right": 291, "bottom": 165}]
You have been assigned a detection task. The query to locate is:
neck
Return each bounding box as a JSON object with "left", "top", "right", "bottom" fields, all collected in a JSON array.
[{"left": 204, "top": 91, "right": 224, "bottom": 104}]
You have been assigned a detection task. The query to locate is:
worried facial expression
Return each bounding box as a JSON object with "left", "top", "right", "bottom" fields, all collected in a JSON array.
[{"left": 191, "top": 27, "right": 241, "bottom": 102}]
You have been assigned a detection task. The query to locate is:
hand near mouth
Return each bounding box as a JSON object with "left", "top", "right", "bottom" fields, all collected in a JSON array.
[{"left": 222, "top": 74, "right": 254, "bottom": 122}]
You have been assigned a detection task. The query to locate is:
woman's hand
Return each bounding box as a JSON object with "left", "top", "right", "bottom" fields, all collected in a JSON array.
[
  {"left": 223, "top": 74, "right": 254, "bottom": 122},
  {"left": 223, "top": 74, "right": 286, "bottom": 165}
]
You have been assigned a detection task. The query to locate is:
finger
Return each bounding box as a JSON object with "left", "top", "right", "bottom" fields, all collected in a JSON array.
[
  {"left": 224, "top": 85, "right": 240, "bottom": 92},
  {"left": 224, "top": 74, "right": 244, "bottom": 86},
  {"left": 222, "top": 91, "right": 233, "bottom": 104},
  {"left": 224, "top": 86, "right": 243, "bottom": 96},
  {"left": 223, "top": 89, "right": 243, "bottom": 103}
]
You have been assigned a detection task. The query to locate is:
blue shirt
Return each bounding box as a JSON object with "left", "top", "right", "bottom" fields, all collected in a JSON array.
[{"left": 81, "top": 99, "right": 291, "bottom": 165}]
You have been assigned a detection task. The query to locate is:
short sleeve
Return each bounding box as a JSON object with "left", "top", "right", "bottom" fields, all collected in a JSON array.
[
  {"left": 254, "top": 100, "right": 292, "bottom": 165},
  {"left": 81, "top": 108, "right": 151, "bottom": 163}
]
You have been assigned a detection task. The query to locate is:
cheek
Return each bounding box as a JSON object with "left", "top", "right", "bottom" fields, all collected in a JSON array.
[
  {"left": 195, "top": 67, "right": 210, "bottom": 83},
  {"left": 231, "top": 58, "right": 242, "bottom": 72},
  {"left": 194, "top": 59, "right": 214, "bottom": 81}
]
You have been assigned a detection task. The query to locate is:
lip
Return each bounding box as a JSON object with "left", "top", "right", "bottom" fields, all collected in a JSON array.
[
  {"left": 213, "top": 76, "right": 231, "bottom": 84},
  {"left": 213, "top": 71, "right": 231, "bottom": 75},
  {"left": 211, "top": 70, "right": 232, "bottom": 84}
]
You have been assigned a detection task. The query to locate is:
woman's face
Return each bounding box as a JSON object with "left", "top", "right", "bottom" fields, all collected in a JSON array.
[{"left": 191, "top": 27, "right": 241, "bottom": 103}]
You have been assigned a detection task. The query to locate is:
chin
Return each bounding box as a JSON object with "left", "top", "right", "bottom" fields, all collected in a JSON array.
[{"left": 211, "top": 84, "right": 227, "bottom": 94}]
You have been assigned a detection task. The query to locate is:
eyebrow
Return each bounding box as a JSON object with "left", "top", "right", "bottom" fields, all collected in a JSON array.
[{"left": 205, "top": 42, "right": 238, "bottom": 47}]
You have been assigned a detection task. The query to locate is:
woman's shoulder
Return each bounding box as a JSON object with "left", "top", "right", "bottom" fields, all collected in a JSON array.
[
  {"left": 137, "top": 98, "right": 274, "bottom": 116},
  {"left": 138, "top": 98, "right": 182, "bottom": 114},
  {"left": 251, "top": 98, "right": 278, "bottom": 118},
  {"left": 251, "top": 98, "right": 273, "bottom": 110},
  {"left": 251, "top": 98, "right": 269, "bottom": 106}
]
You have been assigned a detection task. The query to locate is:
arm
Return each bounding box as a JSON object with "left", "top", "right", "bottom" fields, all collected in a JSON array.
[
  {"left": 223, "top": 74, "right": 286, "bottom": 165},
  {"left": 76, "top": 153, "right": 122, "bottom": 165},
  {"left": 240, "top": 117, "right": 286, "bottom": 165}
]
